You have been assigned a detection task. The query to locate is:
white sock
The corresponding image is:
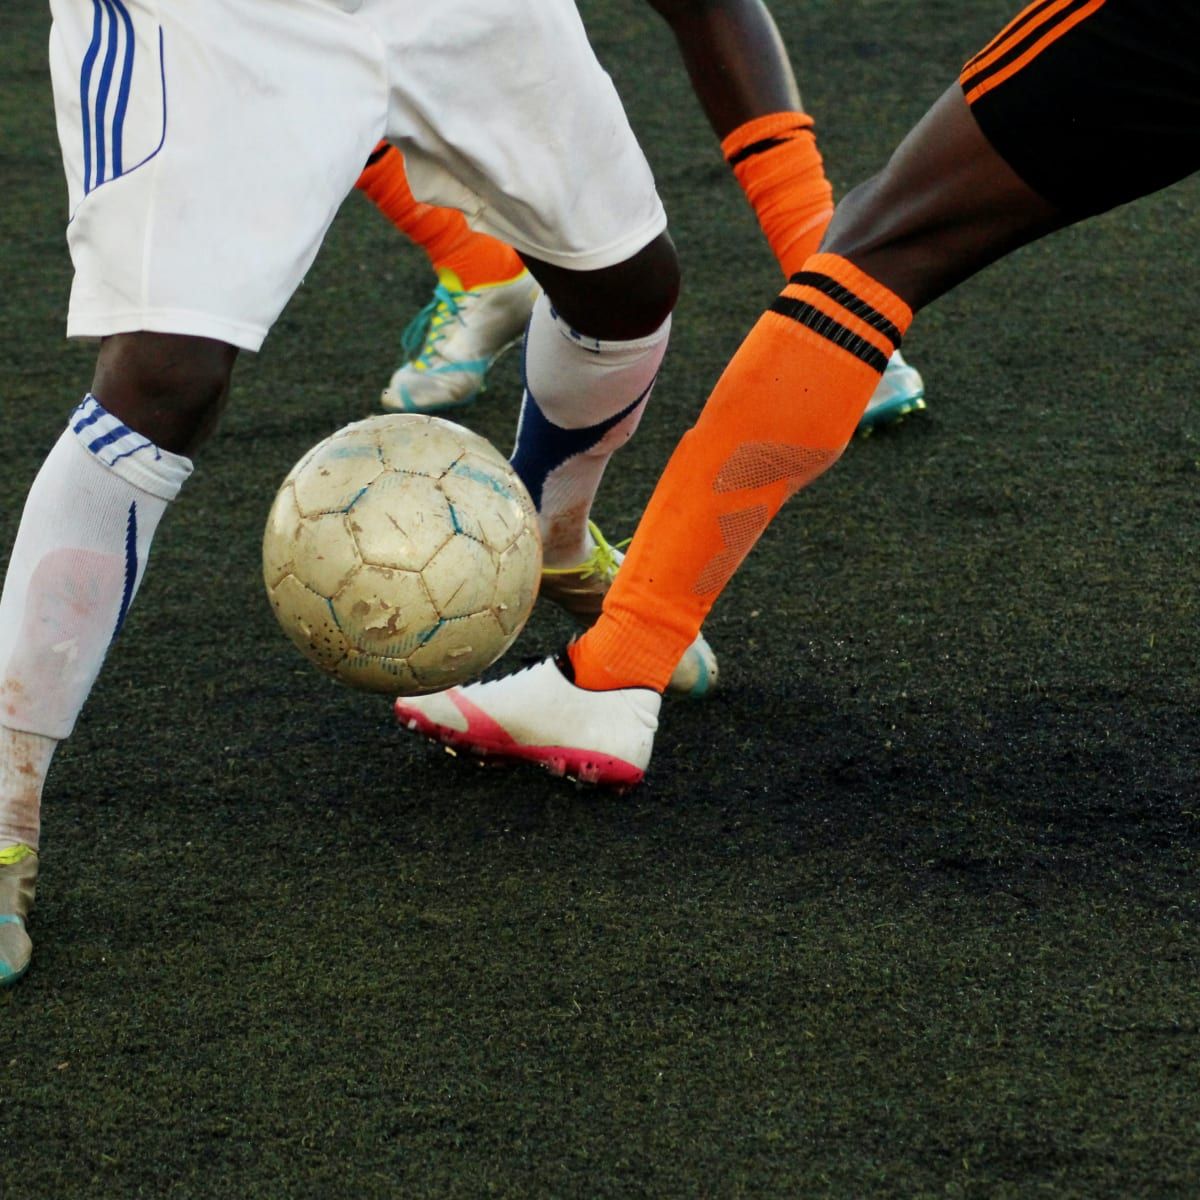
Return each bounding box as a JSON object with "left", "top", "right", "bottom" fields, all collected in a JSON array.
[
  {"left": 0, "top": 395, "right": 192, "bottom": 747},
  {"left": 509, "top": 294, "right": 670, "bottom": 566}
]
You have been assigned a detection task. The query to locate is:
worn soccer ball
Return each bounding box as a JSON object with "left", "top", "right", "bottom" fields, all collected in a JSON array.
[{"left": 263, "top": 413, "right": 542, "bottom": 695}]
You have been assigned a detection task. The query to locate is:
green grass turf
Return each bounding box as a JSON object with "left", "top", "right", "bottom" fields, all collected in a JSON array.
[{"left": 3, "top": 2, "right": 1200, "bottom": 1195}]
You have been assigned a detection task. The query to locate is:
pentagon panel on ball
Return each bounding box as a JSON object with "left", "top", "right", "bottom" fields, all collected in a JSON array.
[{"left": 263, "top": 414, "right": 542, "bottom": 695}]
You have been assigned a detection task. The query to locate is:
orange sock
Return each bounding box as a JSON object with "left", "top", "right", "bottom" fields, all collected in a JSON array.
[
  {"left": 356, "top": 142, "right": 525, "bottom": 289},
  {"left": 569, "top": 254, "right": 912, "bottom": 692},
  {"left": 721, "top": 113, "right": 835, "bottom": 279}
]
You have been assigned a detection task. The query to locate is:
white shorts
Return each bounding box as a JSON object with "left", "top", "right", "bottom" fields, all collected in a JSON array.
[{"left": 50, "top": 0, "right": 667, "bottom": 351}]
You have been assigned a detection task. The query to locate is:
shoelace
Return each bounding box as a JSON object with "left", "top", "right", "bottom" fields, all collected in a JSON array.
[
  {"left": 400, "top": 281, "right": 472, "bottom": 367},
  {"left": 0, "top": 844, "right": 35, "bottom": 868},
  {"left": 542, "top": 520, "right": 631, "bottom": 581}
]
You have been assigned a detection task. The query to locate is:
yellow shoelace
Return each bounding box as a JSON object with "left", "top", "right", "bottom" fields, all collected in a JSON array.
[{"left": 542, "top": 520, "right": 630, "bottom": 580}]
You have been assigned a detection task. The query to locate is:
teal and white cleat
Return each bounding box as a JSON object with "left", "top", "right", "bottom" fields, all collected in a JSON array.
[
  {"left": 0, "top": 843, "right": 37, "bottom": 987},
  {"left": 857, "top": 349, "right": 926, "bottom": 433},
  {"left": 381, "top": 268, "right": 539, "bottom": 413},
  {"left": 539, "top": 521, "right": 718, "bottom": 700},
  {"left": 395, "top": 652, "right": 660, "bottom": 789}
]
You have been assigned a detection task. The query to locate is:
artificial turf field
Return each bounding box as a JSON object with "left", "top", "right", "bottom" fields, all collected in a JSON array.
[{"left": 3, "top": 2, "right": 1199, "bottom": 1195}]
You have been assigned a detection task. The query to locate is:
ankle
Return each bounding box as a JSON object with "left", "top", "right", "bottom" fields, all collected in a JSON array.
[{"left": 0, "top": 727, "right": 56, "bottom": 852}]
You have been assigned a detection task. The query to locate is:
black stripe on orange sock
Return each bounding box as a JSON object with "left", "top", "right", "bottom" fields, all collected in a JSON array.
[
  {"left": 767, "top": 296, "right": 892, "bottom": 372},
  {"left": 726, "top": 135, "right": 790, "bottom": 168},
  {"left": 787, "top": 270, "right": 905, "bottom": 346},
  {"left": 724, "top": 117, "right": 816, "bottom": 167},
  {"left": 364, "top": 141, "right": 393, "bottom": 171}
]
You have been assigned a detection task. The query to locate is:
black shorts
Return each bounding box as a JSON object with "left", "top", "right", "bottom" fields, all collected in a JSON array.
[{"left": 960, "top": 0, "right": 1200, "bottom": 218}]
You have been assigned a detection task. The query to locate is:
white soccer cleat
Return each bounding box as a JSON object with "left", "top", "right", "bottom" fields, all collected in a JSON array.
[
  {"left": 540, "top": 522, "right": 718, "bottom": 700},
  {"left": 394, "top": 653, "right": 661, "bottom": 789},
  {"left": 381, "top": 268, "right": 540, "bottom": 413},
  {"left": 857, "top": 349, "right": 926, "bottom": 432}
]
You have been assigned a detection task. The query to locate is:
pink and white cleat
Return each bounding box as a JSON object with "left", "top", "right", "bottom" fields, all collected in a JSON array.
[{"left": 394, "top": 653, "right": 660, "bottom": 788}]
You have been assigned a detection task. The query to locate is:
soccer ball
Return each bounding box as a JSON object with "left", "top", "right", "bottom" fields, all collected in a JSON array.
[{"left": 263, "top": 413, "right": 542, "bottom": 695}]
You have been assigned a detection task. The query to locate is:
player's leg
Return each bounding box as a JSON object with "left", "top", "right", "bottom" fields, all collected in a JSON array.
[
  {"left": 513, "top": 230, "right": 679, "bottom": 573},
  {"left": 509, "top": 232, "right": 714, "bottom": 697},
  {"left": 507, "top": 235, "right": 677, "bottom": 570},
  {"left": 379, "top": 0, "right": 717, "bottom": 698},
  {"left": 650, "top": 0, "right": 824, "bottom": 272},
  {"left": 0, "top": 333, "right": 228, "bottom": 985},
  {"left": 357, "top": 143, "right": 538, "bottom": 414},
  {"left": 397, "top": 0, "right": 1200, "bottom": 785},
  {"left": 509, "top": 233, "right": 677, "bottom": 568},
  {"left": 394, "top": 89, "right": 1055, "bottom": 781},
  {"left": 649, "top": 0, "right": 924, "bottom": 429},
  {"left": 566, "top": 85, "right": 1062, "bottom": 695},
  {"left": 0, "top": 0, "right": 386, "bottom": 985}
]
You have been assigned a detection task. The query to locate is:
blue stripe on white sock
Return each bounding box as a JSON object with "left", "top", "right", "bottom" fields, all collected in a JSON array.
[
  {"left": 111, "top": 501, "right": 138, "bottom": 642},
  {"left": 71, "top": 400, "right": 106, "bottom": 435},
  {"left": 71, "top": 395, "right": 162, "bottom": 469}
]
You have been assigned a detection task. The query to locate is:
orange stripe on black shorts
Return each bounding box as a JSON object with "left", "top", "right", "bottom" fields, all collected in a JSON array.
[
  {"left": 960, "top": 0, "right": 1109, "bottom": 105},
  {"left": 958, "top": 0, "right": 1200, "bottom": 219}
]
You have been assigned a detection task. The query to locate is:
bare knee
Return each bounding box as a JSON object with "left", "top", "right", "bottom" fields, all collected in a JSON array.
[
  {"left": 821, "top": 86, "right": 1066, "bottom": 311},
  {"left": 523, "top": 231, "right": 681, "bottom": 342},
  {"left": 91, "top": 333, "right": 239, "bottom": 457}
]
